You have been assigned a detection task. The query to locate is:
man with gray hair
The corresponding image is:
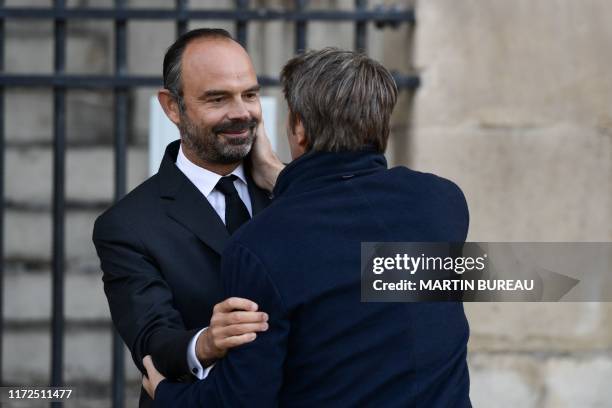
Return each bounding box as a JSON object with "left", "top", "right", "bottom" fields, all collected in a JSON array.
[{"left": 144, "top": 48, "right": 471, "bottom": 407}]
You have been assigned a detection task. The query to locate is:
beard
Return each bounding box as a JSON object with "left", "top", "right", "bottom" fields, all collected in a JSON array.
[{"left": 179, "top": 113, "right": 258, "bottom": 164}]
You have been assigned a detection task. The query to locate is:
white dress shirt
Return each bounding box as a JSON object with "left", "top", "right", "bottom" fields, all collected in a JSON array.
[{"left": 175, "top": 145, "right": 253, "bottom": 379}]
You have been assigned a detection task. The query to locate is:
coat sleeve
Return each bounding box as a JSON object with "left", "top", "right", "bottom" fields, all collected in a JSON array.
[
  {"left": 93, "top": 212, "right": 199, "bottom": 380},
  {"left": 153, "top": 241, "right": 289, "bottom": 408}
]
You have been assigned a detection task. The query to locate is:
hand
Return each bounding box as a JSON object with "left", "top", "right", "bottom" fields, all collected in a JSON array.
[
  {"left": 142, "top": 355, "right": 165, "bottom": 400},
  {"left": 250, "top": 120, "right": 284, "bottom": 192},
  {"left": 196, "top": 297, "right": 269, "bottom": 366}
]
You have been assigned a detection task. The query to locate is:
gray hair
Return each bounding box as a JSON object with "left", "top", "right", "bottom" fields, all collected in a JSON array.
[{"left": 280, "top": 47, "right": 398, "bottom": 153}]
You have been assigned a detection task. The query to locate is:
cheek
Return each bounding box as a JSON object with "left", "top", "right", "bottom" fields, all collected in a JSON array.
[{"left": 192, "top": 107, "right": 224, "bottom": 128}]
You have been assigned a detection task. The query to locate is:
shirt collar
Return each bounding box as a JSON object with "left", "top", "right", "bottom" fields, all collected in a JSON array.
[{"left": 176, "top": 144, "right": 248, "bottom": 197}]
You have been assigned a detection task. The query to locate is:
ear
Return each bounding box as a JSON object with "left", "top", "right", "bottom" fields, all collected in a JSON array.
[
  {"left": 293, "top": 116, "right": 308, "bottom": 149},
  {"left": 157, "top": 89, "right": 181, "bottom": 126}
]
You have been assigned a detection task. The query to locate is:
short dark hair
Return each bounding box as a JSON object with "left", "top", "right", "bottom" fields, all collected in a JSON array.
[
  {"left": 163, "top": 28, "right": 234, "bottom": 106},
  {"left": 280, "top": 47, "right": 398, "bottom": 153}
]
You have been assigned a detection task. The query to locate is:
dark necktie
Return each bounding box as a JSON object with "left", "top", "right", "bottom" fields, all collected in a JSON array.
[{"left": 215, "top": 175, "right": 251, "bottom": 234}]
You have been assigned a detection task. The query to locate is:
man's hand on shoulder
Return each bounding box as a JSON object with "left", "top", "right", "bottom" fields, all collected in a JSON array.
[{"left": 197, "top": 297, "right": 269, "bottom": 366}]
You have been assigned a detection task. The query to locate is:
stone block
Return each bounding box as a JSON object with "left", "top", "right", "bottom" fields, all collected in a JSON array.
[
  {"left": 2, "top": 326, "right": 141, "bottom": 383},
  {"left": 5, "top": 90, "right": 114, "bottom": 145},
  {"left": 4, "top": 20, "right": 53, "bottom": 74},
  {"left": 5, "top": 0, "right": 51, "bottom": 6},
  {"left": 4, "top": 271, "right": 110, "bottom": 321},
  {"left": 5, "top": 89, "right": 53, "bottom": 143},
  {"left": 544, "top": 357, "right": 612, "bottom": 408},
  {"left": 65, "top": 20, "right": 113, "bottom": 75},
  {"left": 6, "top": 209, "right": 103, "bottom": 262},
  {"left": 6, "top": 18, "right": 112, "bottom": 75},
  {"left": 65, "top": 146, "right": 149, "bottom": 202},
  {"left": 409, "top": 125, "right": 611, "bottom": 241},
  {"left": 127, "top": 21, "right": 174, "bottom": 76},
  {"left": 5, "top": 147, "right": 53, "bottom": 204},
  {"left": 65, "top": 91, "right": 115, "bottom": 144},
  {"left": 189, "top": 0, "right": 235, "bottom": 7},
  {"left": 466, "top": 303, "right": 612, "bottom": 352},
  {"left": 5, "top": 210, "right": 52, "bottom": 261},
  {"left": 414, "top": 0, "right": 612, "bottom": 128},
  {"left": 6, "top": 146, "right": 149, "bottom": 204},
  {"left": 468, "top": 353, "right": 543, "bottom": 408}
]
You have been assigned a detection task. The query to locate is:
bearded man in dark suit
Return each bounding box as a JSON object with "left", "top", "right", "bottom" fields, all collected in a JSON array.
[{"left": 93, "top": 28, "right": 283, "bottom": 407}]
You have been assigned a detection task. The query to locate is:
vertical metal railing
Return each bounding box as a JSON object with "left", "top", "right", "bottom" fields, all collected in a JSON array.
[
  {"left": 355, "top": 0, "right": 367, "bottom": 52},
  {"left": 112, "top": 1, "right": 128, "bottom": 406},
  {"left": 294, "top": 0, "right": 307, "bottom": 53},
  {"left": 51, "top": 0, "right": 67, "bottom": 406},
  {"left": 0, "top": 0, "right": 4, "bottom": 387},
  {"left": 0, "top": 1, "right": 417, "bottom": 406},
  {"left": 176, "top": 0, "right": 189, "bottom": 37},
  {"left": 235, "top": 0, "right": 249, "bottom": 48}
]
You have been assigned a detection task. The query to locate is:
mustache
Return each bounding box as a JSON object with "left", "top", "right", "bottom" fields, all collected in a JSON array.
[{"left": 213, "top": 118, "right": 258, "bottom": 134}]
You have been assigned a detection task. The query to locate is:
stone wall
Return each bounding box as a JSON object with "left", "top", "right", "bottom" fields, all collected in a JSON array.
[{"left": 412, "top": 1, "right": 612, "bottom": 406}]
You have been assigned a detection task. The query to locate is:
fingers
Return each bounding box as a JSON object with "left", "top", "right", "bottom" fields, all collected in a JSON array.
[
  {"left": 256, "top": 119, "right": 266, "bottom": 135},
  {"left": 210, "top": 310, "right": 268, "bottom": 326},
  {"left": 204, "top": 298, "right": 270, "bottom": 358},
  {"left": 255, "top": 121, "right": 271, "bottom": 143},
  {"left": 207, "top": 320, "right": 268, "bottom": 352},
  {"left": 217, "top": 332, "right": 258, "bottom": 349},
  {"left": 215, "top": 322, "right": 269, "bottom": 338},
  {"left": 142, "top": 355, "right": 166, "bottom": 400},
  {"left": 142, "top": 355, "right": 154, "bottom": 375},
  {"left": 142, "top": 375, "right": 153, "bottom": 399},
  {"left": 213, "top": 297, "right": 258, "bottom": 314},
  {"left": 142, "top": 355, "right": 164, "bottom": 381}
]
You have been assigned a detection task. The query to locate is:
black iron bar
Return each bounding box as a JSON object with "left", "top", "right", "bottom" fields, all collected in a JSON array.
[
  {"left": 0, "top": 0, "right": 4, "bottom": 388},
  {"left": 176, "top": 0, "right": 188, "bottom": 37},
  {"left": 0, "top": 7, "right": 416, "bottom": 24},
  {"left": 50, "top": 0, "right": 66, "bottom": 407},
  {"left": 294, "top": 0, "right": 307, "bottom": 53},
  {"left": 235, "top": 0, "right": 248, "bottom": 48},
  {"left": 0, "top": 73, "right": 420, "bottom": 90},
  {"left": 354, "top": 0, "right": 367, "bottom": 52},
  {"left": 112, "top": 2, "right": 127, "bottom": 405}
]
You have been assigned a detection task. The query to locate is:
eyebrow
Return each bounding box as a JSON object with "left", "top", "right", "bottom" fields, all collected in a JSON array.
[{"left": 200, "top": 85, "right": 261, "bottom": 99}]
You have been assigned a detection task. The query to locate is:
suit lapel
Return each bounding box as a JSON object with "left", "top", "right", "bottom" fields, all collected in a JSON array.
[
  {"left": 164, "top": 183, "right": 230, "bottom": 255},
  {"left": 248, "top": 180, "right": 272, "bottom": 215},
  {"left": 158, "top": 141, "right": 230, "bottom": 255},
  {"left": 243, "top": 160, "right": 272, "bottom": 215}
]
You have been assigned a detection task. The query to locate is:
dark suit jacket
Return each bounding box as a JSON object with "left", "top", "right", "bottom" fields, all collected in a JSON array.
[
  {"left": 154, "top": 148, "right": 471, "bottom": 407},
  {"left": 92, "top": 140, "right": 271, "bottom": 407}
]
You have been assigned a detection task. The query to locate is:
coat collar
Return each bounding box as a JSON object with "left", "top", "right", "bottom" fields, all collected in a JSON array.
[
  {"left": 273, "top": 147, "right": 388, "bottom": 198},
  {"left": 158, "top": 140, "right": 270, "bottom": 254}
]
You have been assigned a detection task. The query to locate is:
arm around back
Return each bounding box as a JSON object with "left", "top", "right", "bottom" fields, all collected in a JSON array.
[{"left": 153, "top": 241, "right": 289, "bottom": 407}]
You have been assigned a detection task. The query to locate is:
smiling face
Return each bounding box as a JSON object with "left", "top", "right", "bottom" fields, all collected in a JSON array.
[{"left": 176, "top": 38, "right": 261, "bottom": 168}]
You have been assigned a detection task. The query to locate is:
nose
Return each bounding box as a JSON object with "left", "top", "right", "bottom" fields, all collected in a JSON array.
[{"left": 227, "top": 99, "right": 250, "bottom": 121}]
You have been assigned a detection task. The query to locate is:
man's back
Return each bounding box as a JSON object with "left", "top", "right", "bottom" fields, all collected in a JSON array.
[{"left": 225, "top": 149, "right": 471, "bottom": 407}]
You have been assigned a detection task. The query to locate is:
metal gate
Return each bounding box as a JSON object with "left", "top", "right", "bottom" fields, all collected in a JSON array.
[{"left": 0, "top": 1, "right": 417, "bottom": 406}]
